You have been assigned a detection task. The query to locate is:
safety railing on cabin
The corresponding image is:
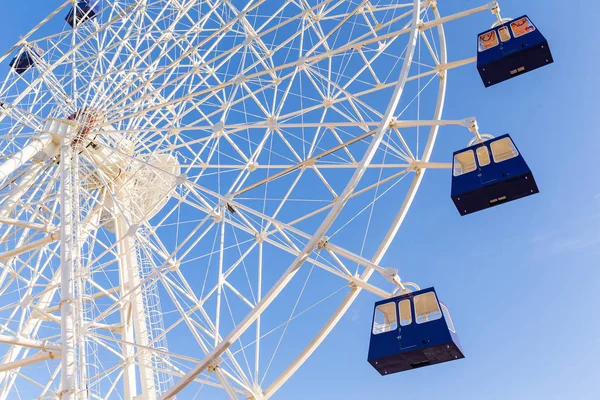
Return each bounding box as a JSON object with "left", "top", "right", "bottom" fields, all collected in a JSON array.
[{"left": 440, "top": 303, "right": 456, "bottom": 333}]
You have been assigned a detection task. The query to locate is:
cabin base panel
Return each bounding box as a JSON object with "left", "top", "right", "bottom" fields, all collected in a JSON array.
[
  {"left": 369, "top": 341, "right": 464, "bottom": 376},
  {"left": 452, "top": 172, "right": 538, "bottom": 216},
  {"left": 478, "top": 41, "right": 553, "bottom": 87}
]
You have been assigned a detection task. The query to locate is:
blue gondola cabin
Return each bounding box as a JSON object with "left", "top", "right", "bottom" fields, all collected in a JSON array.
[
  {"left": 477, "top": 15, "right": 553, "bottom": 87},
  {"left": 367, "top": 287, "right": 464, "bottom": 375},
  {"left": 66, "top": 1, "right": 100, "bottom": 27},
  {"left": 9, "top": 45, "right": 44, "bottom": 75},
  {"left": 451, "top": 134, "right": 538, "bottom": 216}
]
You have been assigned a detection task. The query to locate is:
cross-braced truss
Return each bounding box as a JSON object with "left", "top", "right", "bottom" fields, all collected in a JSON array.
[{"left": 0, "top": 0, "right": 497, "bottom": 399}]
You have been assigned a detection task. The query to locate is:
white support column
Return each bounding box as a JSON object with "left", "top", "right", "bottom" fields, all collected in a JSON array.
[
  {"left": 115, "top": 214, "right": 139, "bottom": 400},
  {"left": 0, "top": 163, "right": 45, "bottom": 219},
  {"left": 0, "top": 204, "right": 103, "bottom": 400},
  {"left": 114, "top": 212, "right": 157, "bottom": 400},
  {"left": 0, "top": 133, "right": 53, "bottom": 183},
  {"left": 59, "top": 124, "right": 77, "bottom": 400}
]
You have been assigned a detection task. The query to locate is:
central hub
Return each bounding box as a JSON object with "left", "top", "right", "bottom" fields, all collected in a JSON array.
[
  {"left": 65, "top": 108, "right": 135, "bottom": 188},
  {"left": 67, "top": 107, "right": 105, "bottom": 148}
]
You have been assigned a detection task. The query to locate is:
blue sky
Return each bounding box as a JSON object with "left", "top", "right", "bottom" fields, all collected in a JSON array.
[
  {"left": 0, "top": 1, "right": 598, "bottom": 399},
  {"left": 285, "top": 1, "right": 600, "bottom": 398}
]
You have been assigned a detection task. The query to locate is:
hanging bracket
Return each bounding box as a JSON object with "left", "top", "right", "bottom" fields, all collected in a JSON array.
[{"left": 382, "top": 268, "right": 406, "bottom": 291}]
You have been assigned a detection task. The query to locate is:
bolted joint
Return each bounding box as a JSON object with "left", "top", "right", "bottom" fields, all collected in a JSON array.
[
  {"left": 176, "top": 173, "right": 187, "bottom": 185},
  {"left": 212, "top": 210, "right": 223, "bottom": 223},
  {"left": 347, "top": 272, "right": 362, "bottom": 289},
  {"left": 462, "top": 117, "right": 479, "bottom": 133},
  {"left": 255, "top": 231, "right": 266, "bottom": 243},
  {"left": 303, "top": 159, "right": 316, "bottom": 169},
  {"left": 242, "top": 35, "right": 255, "bottom": 47},
  {"left": 383, "top": 268, "right": 404, "bottom": 289},
  {"left": 247, "top": 161, "right": 259, "bottom": 172},
  {"left": 168, "top": 259, "right": 181, "bottom": 272},
  {"left": 212, "top": 121, "right": 225, "bottom": 136},
  {"left": 58, "top": 298, "right": 74, "bottom": 308},
  {"left": 317, "top": 237, "right": 329, "bottom": 250},
  {"left": 266, "top": 116, "right": 279, "bottom": 130},
  {"left": 408, "top": 160, "right": 421, "bottom": 174},
  {"left": 40, "top": 340, "right": 54, "bottom": 352},
  {"left": 247, "top": 383, "right": 267, "bottom": 400},
  {"left": 208, "top": 358, "right": 223, "bottom": 373},
  {"left": 489, "top": 1, "right": 504, "bottom": 25},
  {"left": 435, "top": 67, "right": 447, "bottom": 80},
  {"left": 388, "top": 118, "right": 401, "bottom": 129},
  {"left": 490, "top": 1, "right": 500, "bottom": 15},
  {"left": 297, "top": 57, "right": 308, "bottom": 70},
  {"left": 234, "top": 74, "right": 247, "bottom": 85},
  {"left": 58, "top": 388, "right": 76, "bottom": 397},
  {"left": 308, "top": 11, "right": 323, "bottom": 23}
]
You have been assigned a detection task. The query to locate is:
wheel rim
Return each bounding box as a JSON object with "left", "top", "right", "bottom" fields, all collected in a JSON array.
[{"left": 0, "top": 1, "right": 483, "bottom": 399}]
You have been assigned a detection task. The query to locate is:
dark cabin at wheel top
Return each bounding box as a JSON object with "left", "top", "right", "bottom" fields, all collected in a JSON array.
[
  {"left": 66, "top": 1, "right": 101, "bottom": 27},
  {"left": 451, "top": 134, "right": 538, "bottom": 216},
  {"left": 368, "top": 287, "right": 464, "bottom": 375},
  {"left": 477, "top": 15, "right": 553, "bottom": 87},
  {"left": 9, "top": 45, "right": 44, "bottom": 75}
]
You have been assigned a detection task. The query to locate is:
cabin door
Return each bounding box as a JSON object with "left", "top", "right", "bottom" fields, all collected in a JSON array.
[
  {"left": 397, "top": 299, "right": 417, "bottom": 351},
  {"left": 475, "top": 145, "right": 495, "bottom": 186}
]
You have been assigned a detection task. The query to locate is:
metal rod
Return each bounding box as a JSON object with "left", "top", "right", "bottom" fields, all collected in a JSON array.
[
  {"left": 0, "top": 351, "right": 60, "bottom": 373},
  {"left": 59, "top": 125, "right": 76, "bottom": 400},
  {"left": 0, "top": 335, "right": 60, "bottom": 352},
  {"left": 0, "top": 233, "right": 59, "bottom": 261}
]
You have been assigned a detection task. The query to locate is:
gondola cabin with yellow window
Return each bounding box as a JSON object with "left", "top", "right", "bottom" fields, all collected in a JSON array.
[
  {"left": 451, "top": 134, "right": 538, "bottom": 216},
  {"left": 367, "top": 288, "right": 464, "bottom": 375},
  {"left": 477, "top": 15, "right": 553, "bottom": 87}
]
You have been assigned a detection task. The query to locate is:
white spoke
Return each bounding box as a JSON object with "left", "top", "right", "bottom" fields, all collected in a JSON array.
[{"left": 0, "top": 1, "right": 504, "bottom": 399}]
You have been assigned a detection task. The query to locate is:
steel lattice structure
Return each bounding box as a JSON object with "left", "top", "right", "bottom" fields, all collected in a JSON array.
[{"left": 0, "top": 0, "right": 502, "bottom": 398}]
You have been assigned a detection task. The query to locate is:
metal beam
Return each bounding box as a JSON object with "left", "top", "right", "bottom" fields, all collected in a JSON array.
[
  {"left": 0, "top": 219, "right": 52, "bottom": 231},
  {"left": 0, "top": 351, "right": 60, "bottom": 373},
  {"left": 0, "top": 335, "right": 60, "bottom": 352},
  {"left": 0, "top": 232, "right": 59, "bottom": 261}
]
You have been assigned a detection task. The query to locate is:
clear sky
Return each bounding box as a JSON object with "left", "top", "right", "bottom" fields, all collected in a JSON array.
[{"left": 0, "top": 1, "right": 597, "bottom": 399}]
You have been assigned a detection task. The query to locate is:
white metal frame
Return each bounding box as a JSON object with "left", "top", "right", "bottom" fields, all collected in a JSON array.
[{"left": 0, "top": 1, "right": 503, "bottom": 399}]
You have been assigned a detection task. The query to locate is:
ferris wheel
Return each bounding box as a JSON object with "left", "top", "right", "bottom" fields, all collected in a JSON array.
[{"left": 0, "top": 1, "right": 552, "bottom": 399}]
